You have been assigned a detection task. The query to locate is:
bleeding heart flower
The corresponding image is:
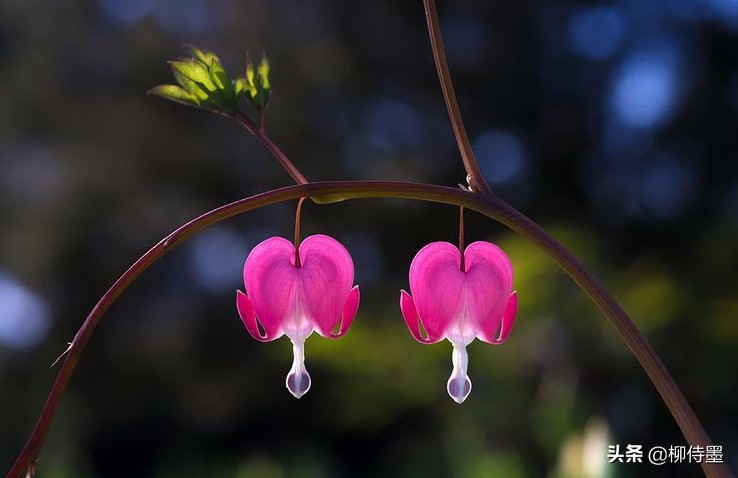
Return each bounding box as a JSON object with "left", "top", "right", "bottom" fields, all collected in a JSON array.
[
  {"left": 236, "top": 234, "right": 360, "bottom": 398},
  {"left": 400, "top": 241, "right": 517, "bottom": 404}
]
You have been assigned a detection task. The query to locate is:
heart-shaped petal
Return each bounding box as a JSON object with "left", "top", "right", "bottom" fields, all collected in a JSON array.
[
  {"left": 408, "top": 242, "right": 465, "bottom": 341},
  {"left": 297, "top": 234, "right": 356, "bottom": 336},
  {"left": 464, "top": 241, "right": 515, "bottom": 342},
  {"left": 237, "top": 234, "right": 360, "bottom": 399},
  {"left": 243, "top": 236, "right": 298, "bottom": 339}
]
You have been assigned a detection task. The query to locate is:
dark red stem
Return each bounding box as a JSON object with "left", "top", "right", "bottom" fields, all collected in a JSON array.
[
  {"left": 7, "top": 181, "right": 732, "bottom": 477},
  {"left": 294, "top": 197, "right": 306, "bottom": 267}
]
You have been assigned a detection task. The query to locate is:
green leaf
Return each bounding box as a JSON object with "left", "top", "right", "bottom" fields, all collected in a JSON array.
[
  {"left": 147, "top": 85, "right": 200, "bottom": 107},
  {"left": 169, "top": 59, "right": 217, "bottom": 92},
  {"left": 241, "top": 53, "right": 271, "bottom": 110},
  {"left": 172, "top": 70, "right": 210, "bottom": 101},
  {"left": 208, "top": 58, "right": 236, "bottom": 110},
  {"left": 234, "top": 77, "right": 254, "bottom": 104},
  {"left": 208, "top": 58, "right": 229, "bottom": 90},
  {"left": 234, "top": 77, "right": 249, "bottom": 96},
  {"left": 185, "top": 44, "right": 219, "bottom": 66},
  {"left": 246, "top": 54, "right": 255, "bottom": 88},
  {"left": 257, "top": 56, "right": 271, "bottom": 90}
]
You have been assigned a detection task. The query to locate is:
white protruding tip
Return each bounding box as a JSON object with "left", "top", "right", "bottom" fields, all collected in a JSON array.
[
  {"left": 447, "top": 343, "right": 472, "bottom": 404},
  {"left": 286, "top": 339, "right": 311, "bottom": 398}
]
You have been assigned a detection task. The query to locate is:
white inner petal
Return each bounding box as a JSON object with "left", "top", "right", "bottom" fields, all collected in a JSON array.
[
  {"left": 445, "top": 288, "right": 476, "bottom": 346},
  {"left": 286, "top": 339, "right": 311, "bottom": 399},
  {"left": 447, "top": 342, "right": 472, "bottom": 404},
  {"left": 282, "top": 282, "right": 314, "bottom": 343}
]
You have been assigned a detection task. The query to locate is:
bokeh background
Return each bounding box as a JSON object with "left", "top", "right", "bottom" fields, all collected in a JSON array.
[{"left": 1, "top": 0, "right": 737, "bottom": 476}]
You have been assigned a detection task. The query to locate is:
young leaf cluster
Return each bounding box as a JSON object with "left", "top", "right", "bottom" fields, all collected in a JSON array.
[{"left": 148, "top": 45, "right": 271, "bottom": 114}]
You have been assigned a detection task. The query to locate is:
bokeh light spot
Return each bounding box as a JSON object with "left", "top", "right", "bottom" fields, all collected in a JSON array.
[
  {"left": 361, "top": 98, "right": 423, "bottom": 152},
  {"left": 708, "top": 0, "right": 738, "bottom": 27},
  {"left": 0, "top": 273, "right": 52, "bottom": 350},
  {"left": 667, "top": 0, "right": 713, "bottom": 22},
  {"left": 98, "top": 0, "right": 154, "bottom": 24},
  {"left": 610, "top": 49, "right": 679, "bottom": 128},
  {"left": 473, "top": 130, "right": 528, "bottom": 185},
  {"left": 568, "top": 6, "right": 627, "bottom": 61},
  {"left": 189, "top": 227, "right": 248, "bottom": 293},
  {"left": 154, "top": 0, "right": 213, "bottom": 34}
]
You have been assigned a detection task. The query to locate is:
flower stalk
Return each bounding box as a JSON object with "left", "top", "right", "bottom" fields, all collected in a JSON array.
[
  {"left": 458, "top": 207, "right": 465, "bottom": 272},
  {"left": 293, "top": 197, "right": 306, "bottom": 267}
]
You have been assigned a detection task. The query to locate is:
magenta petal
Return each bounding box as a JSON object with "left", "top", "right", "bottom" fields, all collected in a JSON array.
[
  {"left": 464, "top": 241, "right": 513, "bottom": 294},
  {"left": 297, "top": 235, "right": 355, "bottom": 335},
  {"left": 237, "top": 290, "right": 281, "bottom": 342},
  {"left": 479, "top": 291, "right": 518, "bottom": 345},
  {"left": 243, "top": 237, "right": 298, "bottom": 338},
  {"left": 463, "top": 241, "right": 515, "bottom": 344},
  {"left": 400, "top": 290, "right": 443, "bottom": 343},
  {"left": 408, "top": 242, "right": 465, "bottom": 340},
  {"left": 498, "top": 291, "right": 518, "bottom": 343},
  {"left": 320, "top": 285, "right": 360, "bottom": 338}
]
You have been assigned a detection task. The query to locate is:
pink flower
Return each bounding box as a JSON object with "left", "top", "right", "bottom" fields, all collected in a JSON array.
[
  {"left": 400, "top": 241, "right": 517, "bottom": 403},
  {"left": 236, "top": 234, "right": 360, "bottom": 398}
]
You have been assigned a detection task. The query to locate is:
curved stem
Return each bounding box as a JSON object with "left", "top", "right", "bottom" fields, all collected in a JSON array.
[
  {"left": 4, "top": 181, "right": 468, "bottom": 478},
  {"left": 480, "top": 194, "right": 731, "bottom": 478},
  {"left": 231, "top": 112, "right": 309, "bottom": 185},
  {"left": 6, "top": 181, "right": 730, "bottom": 478},
  {"left": 422, "top": 0, "right": 492, "bottom": 195},
  {"left": 421, "top": 2, "right": 729, "bottom": 475}
]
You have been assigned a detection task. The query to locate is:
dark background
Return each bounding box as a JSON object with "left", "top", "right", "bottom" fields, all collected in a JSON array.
[{"left": 1, "top": 0, "right": 737, "bottom": 476}]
